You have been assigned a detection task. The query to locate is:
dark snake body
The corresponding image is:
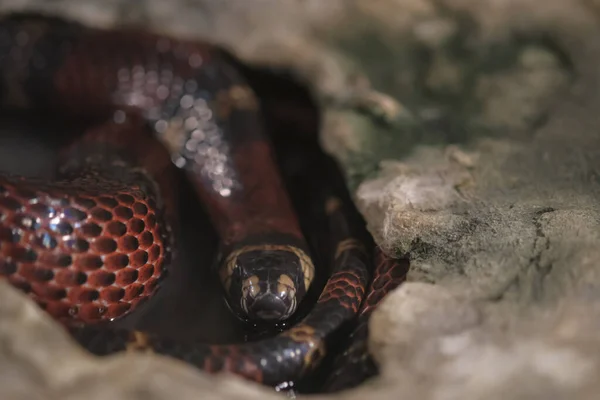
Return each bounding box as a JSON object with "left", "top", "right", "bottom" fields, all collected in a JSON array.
[
  {"left": 0, "top": 12, "right": 407, "bottom": 387},
  {"left": 324, "top": 249, "right": 409, "bottom": 391}
]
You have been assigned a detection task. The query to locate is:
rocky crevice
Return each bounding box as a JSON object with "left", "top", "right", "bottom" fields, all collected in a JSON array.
[{"left": 2, "top": 0, "right": 600, "bottom": 399}]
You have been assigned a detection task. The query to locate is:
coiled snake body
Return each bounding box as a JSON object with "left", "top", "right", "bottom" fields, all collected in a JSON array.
[{"left": 0, "top": 13, "right": 407, "bottom": 387}]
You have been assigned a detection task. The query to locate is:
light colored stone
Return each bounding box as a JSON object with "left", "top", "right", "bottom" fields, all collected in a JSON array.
[
  {"left": 368, "top": 282, "right": 481, "bottom": 364},
  {"left": 367, "top": 286, "right": 600, "bottom": 400}
]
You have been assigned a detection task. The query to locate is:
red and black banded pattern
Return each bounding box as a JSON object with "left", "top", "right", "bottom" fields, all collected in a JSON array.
[
  {"left": 73, "top": 190, "right": 371, "bottom": 385},
  {"left": 0, "top": 12, "right": 382, "bottom": 387},
  {"left": 0, "top": 12, "right": 312, "bottom": 323}
]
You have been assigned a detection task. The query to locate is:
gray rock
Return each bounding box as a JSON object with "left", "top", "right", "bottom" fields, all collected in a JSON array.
[{"left": 367, "top": 282, "right": 600, "bottom": 400}]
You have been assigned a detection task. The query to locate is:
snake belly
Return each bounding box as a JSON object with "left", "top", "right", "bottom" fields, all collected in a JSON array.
[{"left": 0, "top": 12, "right": 373, "bottom": 386}]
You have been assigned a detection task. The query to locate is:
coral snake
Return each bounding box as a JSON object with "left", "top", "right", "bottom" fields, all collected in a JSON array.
[{"left": 0, "top": 12, "right": 408, "bottom": 388}]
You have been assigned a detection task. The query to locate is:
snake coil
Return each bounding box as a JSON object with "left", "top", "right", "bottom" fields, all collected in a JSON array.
[{"left": 0, "top": 12, "right": 408, "bottom": 388}]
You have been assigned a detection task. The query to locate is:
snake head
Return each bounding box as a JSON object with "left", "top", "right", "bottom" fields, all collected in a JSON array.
[{"left": 218, "top": 244, "right": 314, "bottom": 322}]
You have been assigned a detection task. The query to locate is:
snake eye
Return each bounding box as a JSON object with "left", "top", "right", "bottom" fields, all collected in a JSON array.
[
  {"left": 242, "top": 276, "right": 260, "bottom": 298},
  {"left": 279, "top": 287, "right": 295, "bottom": 300},
  {"left": 277, "top": 274, "right": 296, "bottom": 300}
]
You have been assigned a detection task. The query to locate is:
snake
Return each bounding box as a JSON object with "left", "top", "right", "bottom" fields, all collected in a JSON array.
[
  {"left": 0, "top": 12, "right": 407, "bottom": 388},
  {"left": 324, "top": 248, "right": 410, "bottom": 391}
]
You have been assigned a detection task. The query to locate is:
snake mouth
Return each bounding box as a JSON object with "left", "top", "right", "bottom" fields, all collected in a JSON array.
[
  {"left": 241, "top": 279, "right": 297, "bottom": 321},
  {"left": 248, "top": 292, "right": 294, "bottom": 321}
]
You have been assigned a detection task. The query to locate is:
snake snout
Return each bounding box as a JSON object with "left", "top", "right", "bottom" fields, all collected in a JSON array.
[{"left": 248, "top": 290, "right": 293, "bottom": 321}]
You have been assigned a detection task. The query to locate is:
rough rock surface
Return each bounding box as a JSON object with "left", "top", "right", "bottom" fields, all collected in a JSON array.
[{"left": 2, "top": 0, "right": 600, "bottom": 399}]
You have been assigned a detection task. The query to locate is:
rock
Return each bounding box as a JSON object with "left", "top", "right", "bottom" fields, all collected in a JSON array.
[
  {"left": 366, "top": 283, "right": 600, "bottom": 400},
  {"left": 1, "top": 0, "right": 600, "bottom": 399},
  {"left": 368, "top": 282, "right": 481, "bottom": 363}
]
